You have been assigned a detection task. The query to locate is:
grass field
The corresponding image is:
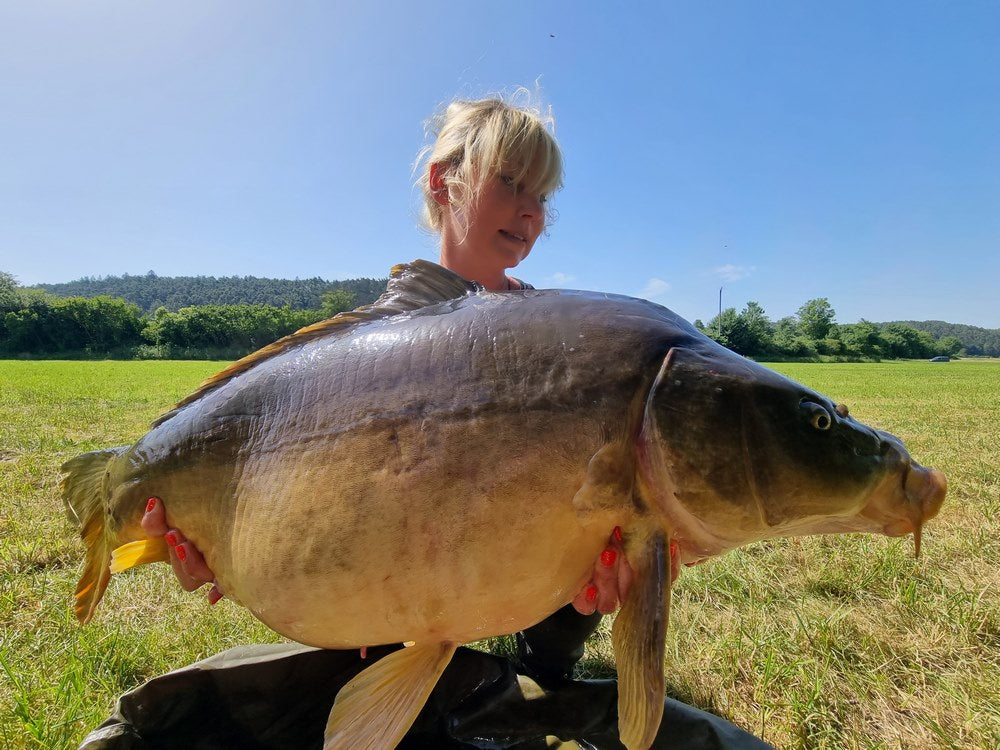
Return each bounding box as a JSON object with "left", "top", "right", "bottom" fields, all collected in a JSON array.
[{"left": 1, "top": 359, "right": 997, "bottom": 749}]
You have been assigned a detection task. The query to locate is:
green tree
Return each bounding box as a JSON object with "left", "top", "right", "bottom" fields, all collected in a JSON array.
[
  {"left": 797, "top": 298, "right": 836, "bottom": 340},
  {"left": 36, "top": 273, "right": 387, "bottom": 312},
  {"left": 772, "top": 316, "right": 815, "bottom": 356},
  {"left": 142, "top": 304, "right": 325, "bottom": 353},
  {"left": 0, "top": 271, "right": 19, "bottom": 312},
  {"left": 839, "top": 319, "right": 881, "bottom": 358},
  {"left": 1, "top": 295, "right": 143, "bottom": 353},
  {"left": 885, "top": 320, "right": 998, "bottom": 357},
  {"left": 704, "top": 307, "right": 740, "bottom": 349},
  {"left": 0, "top": 271, "right": 19, "bottom": 345},
  {"left": 737, "top": 301, "right": 773, "bottom": 356},
  {"left": 877, "top": 323, "right": 936, "bottom": 359},
  {"left": 708, "top": 301, "right": 774, "bottom": 357},
  {"left": 320, "top": 290, "right": 356, "bottom": 318},
  {"left": 59, "top": 296, "right": 144, "bottom": 351},
  {"left": 937, "top": 336, "right": 962, "bottom": 357}
]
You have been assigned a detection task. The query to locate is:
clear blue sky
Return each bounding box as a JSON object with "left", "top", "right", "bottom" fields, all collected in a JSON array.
[{"left": 3, "top": 1, "right": 998, "bottom": 327}]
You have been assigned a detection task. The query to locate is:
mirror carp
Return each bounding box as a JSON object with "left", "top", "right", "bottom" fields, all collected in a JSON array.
[{"left": 62, "top": 260, "right": 946, "bottom": 749}]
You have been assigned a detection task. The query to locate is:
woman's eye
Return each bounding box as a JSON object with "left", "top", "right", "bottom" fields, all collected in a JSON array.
[
  {"left": 539, "top": 194, "right": 548, "bottom": 204},
  {"left": 499, "top": 175, "right": 515, "bottom": 187}
]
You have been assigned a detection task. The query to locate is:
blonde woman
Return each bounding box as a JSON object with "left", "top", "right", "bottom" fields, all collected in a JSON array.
[{"left": 83, "top": 96, "right": 770, "bottom": 750}]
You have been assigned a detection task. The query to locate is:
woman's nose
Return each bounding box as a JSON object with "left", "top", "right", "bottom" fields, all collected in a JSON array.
[{"left": 519, "top": 193, "right": 543, "bottom": 218}]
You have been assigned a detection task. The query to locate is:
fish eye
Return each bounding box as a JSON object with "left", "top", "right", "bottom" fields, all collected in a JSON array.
[
  {"left": 812, "top": 411, "right": 832, "bottom": 430},
  {"left": 801, "top": 401, "right": 833, "bottom": 431}
]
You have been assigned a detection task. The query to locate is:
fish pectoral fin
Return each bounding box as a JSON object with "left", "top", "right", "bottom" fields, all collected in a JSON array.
[
  {"left": 612, "top": 529, "right": 669, "bottom": 750},
  {"left": 323, "top": 640, "right": 458, "bottom": 750},
  {"left": 110, "top": 538, "right": 170, "bottom": 573},
  {"left": 572, "top": 443, "right": 635, "bottom": 522}
]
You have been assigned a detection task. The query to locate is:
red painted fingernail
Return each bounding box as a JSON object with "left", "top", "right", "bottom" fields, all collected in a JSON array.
[
  {"left": 175, "top": 544, "right": 187, "bottom": 562},
  {"left": 585, "top": 584, "right": 598, "bottom": 603},
  {"left": 208, "top": 586, "right": 223, "bottom": 605},
  {"left": 613, "top": 526, "right": 623, "bottom": 543},
  {"left": 145, "top": 497, "right": 157, "bottom": 513},
  {"left": 360, "top": 647, "right": 368, "bottom": 659},
  {"left": 601, "top": 548, "right": 617, "bottom": 567},
  {"left": 164, "top": 531, "right": 179, "bottom": 547}
]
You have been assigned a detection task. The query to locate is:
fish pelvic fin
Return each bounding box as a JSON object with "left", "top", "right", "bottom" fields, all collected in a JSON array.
[
  {"left": 612, "top": 528, "right": 670, "bottom": 750},
  {"left": 111, "top": 538, "right": 170, "bottom": 573},
  {"left": 61, "top": 446, "right": 128, "bottom": 624},
  {"left": 323, "top": 640, "right": 458, "bottom": 749}
]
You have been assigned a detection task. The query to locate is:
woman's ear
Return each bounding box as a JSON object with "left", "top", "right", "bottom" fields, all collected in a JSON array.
[{"left": 429, "top": 162, "right": 450, "bottom": 206}]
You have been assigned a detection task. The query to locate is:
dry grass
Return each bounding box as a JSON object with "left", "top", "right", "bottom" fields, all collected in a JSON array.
[{"left": 1, "top": 359, "right": 997, "bottom": 749}]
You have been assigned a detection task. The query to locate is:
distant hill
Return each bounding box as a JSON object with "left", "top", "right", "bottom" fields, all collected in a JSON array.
[
  {"left": 884, "top": 320, "right": 1000, "bottom": 357},
  {"left": 34, "top": 272, "right": 388, "bottom": 313}
]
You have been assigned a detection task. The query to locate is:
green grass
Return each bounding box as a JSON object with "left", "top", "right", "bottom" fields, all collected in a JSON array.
[
  {"left": 1, "top": 359, "right": 998, "bottom": 748},
  {"left": 0, "top": 362, "right": 282, "bottom": 749}
]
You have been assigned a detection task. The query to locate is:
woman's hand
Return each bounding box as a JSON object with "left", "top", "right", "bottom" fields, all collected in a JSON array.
[
  {"left": 141, "top": 498, "right": 224, "bottom": 604},
  {"left": 571, "top": 527, "right": 634, "bottom": 616}
]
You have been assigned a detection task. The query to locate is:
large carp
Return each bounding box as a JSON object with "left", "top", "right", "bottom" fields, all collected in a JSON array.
[{"left": 62, "top": 260, "right": 946, "bottom": 750}]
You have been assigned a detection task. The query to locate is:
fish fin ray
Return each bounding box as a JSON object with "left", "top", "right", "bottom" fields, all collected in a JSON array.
[
  {"left": 154, "top": 260, "right": 479, "bottom": 426},
  {"left": 61, "top": 447, "right": 127, "bottom": 528},
  {"left": 572, "top": 443, "right": 636, "bottom": 523},
  {"left": 612, "top": 529, "right": 669, "bottom": 750},
  {"left": 323, "top": 641, "right": 458, "bottom": 749},
  {"left": 111, "top": 538, "right": 170, "bottom": 573},
  {"left": 61, "top": 447, "right": 127, "bottom": 624}
]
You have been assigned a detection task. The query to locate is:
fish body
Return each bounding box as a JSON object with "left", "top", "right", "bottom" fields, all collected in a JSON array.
[{"left": 62, "top": 261, "right": 946, "bottom": 749}]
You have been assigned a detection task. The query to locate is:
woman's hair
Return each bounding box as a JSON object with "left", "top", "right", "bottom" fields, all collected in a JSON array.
[{"left": 416, "top": 92, "right": 564, "bottom": 234}]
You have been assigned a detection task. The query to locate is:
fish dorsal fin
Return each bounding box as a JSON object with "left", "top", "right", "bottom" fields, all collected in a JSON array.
[{"left": 153, "top": 260, "right": 480, "bottom": 427}]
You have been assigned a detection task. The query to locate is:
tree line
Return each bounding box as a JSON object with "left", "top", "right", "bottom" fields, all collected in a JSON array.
[
  {"left": 1, "top": 271, "right": 360, "bottom": 359},
  {"left": 3, "top": 270, "right": 995, "bottom": 359},
  {"left": 694, "top": 297, "right": 998, "bottom": 358},
  {"left": 888, "top": 320, "right": 1000, "bottom": 358},
  {"left": 35, "top": 271, "right": 386, "bottom": 313}
]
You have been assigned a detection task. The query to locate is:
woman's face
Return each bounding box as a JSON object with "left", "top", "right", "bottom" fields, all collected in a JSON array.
[{"left": 446, "top": 169, "right": 546, "bottom": 270}]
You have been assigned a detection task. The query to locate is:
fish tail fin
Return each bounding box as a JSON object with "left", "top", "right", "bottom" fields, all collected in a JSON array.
[
  {"left": 323, "top": 641, "right": 458, "bottom": 749},
  {"left": 612, "top": 528, "right": 670, "bottom": 750},
  {"left": 111, "top": 538, "right": 170, "bottom": 573},
  {"left": 61, "top": 446, "right": 128, "bottom": 624}
]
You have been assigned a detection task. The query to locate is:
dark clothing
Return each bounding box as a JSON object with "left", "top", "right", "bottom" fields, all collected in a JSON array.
[
  {"left": 515, "top": 605, "right": 603, "bottom": 687},
  {"left": 80, "top": 607, "right": 771, "bottom": 750}
]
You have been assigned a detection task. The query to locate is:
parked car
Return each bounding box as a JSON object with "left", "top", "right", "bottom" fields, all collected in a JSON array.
[{"left": 929, "top": 355, "right": 950, "bottom": 362}]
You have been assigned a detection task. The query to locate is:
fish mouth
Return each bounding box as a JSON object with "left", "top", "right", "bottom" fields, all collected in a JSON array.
[{"left": 878, "top": 460, "right": 947, "bottom": 556}]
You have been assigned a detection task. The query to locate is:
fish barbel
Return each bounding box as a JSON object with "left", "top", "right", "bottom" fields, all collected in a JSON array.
[{"left": 62, "top": 260, "right": 946, "bottom": 749}]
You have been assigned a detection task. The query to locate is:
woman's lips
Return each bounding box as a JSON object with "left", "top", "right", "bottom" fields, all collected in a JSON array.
[{"left": 499, "top": 229, "right": 526, "bottom": 243}]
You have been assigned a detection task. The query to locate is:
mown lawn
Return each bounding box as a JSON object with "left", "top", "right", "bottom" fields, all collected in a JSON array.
[{"left": 1, "top": 359, "right": 997, "bottom": 749}]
